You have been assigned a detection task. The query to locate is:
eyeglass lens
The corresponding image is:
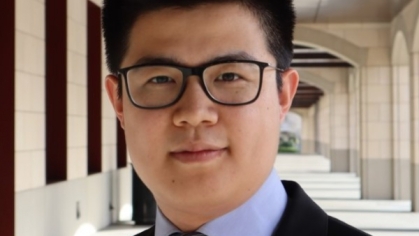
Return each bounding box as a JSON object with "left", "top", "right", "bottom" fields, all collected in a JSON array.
[{"left": 126, "top": 62, "right": 261, "bottom": 108}]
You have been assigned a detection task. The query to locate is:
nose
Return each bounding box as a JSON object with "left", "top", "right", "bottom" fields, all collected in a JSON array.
[{"left": 172, "top": 77, "right": 218, "bottom": 128}]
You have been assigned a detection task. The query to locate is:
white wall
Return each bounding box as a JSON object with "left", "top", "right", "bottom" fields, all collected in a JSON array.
[
  {"left": 15, "top": 0, "right": 46, "bottom": 192},
  {"left": 67, "top": 0, "right": 88, "bottom": 180},
  {"left": 15, "top": 168, "right": 132, "bottom": 236},
  {"left": 14, "top": 0, "right": 126, "bottom": 235}
]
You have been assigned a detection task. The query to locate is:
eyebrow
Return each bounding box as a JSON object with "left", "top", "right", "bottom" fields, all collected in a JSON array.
[{"left": 131, "top": 51, "right": 259, "bottom": 68}]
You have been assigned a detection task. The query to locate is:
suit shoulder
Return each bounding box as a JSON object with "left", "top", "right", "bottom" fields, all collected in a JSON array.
[
  {"left": 328, "top": 216, "right": 371, "bottom": 236},
  {"left": 133, "top": 226, "right": 155, "bottom": 236}
]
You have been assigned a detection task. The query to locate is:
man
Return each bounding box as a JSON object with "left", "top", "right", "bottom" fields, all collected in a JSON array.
[{"left": 103, "top": 0, "right": 370, "bottom": 235}]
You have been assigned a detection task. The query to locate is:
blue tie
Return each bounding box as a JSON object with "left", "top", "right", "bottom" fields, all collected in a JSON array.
[{"left": 169, "top": 232, "right": 207, "bottom": 236}]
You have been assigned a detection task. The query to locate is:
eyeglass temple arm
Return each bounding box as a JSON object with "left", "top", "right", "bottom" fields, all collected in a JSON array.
[{"left": 267, "top": 64, "right": 287, "bottom": 73}]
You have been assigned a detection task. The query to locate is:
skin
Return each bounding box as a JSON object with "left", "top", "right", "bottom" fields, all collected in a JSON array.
[{"left": 106, "top": 3, "right": 299, "bottom": 232}]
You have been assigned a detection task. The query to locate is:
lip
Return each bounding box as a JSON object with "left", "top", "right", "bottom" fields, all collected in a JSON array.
[{"left": 170, "top": 144, "right": 227, "bottom": 163}]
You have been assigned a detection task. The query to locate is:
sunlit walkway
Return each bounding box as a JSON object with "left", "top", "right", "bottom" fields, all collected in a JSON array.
[
  {"left": 94, "top": 155, "right": 419, "bottom": 236},
  {"left": 277, "top": 155, "right": 419, "bottom": 236}
]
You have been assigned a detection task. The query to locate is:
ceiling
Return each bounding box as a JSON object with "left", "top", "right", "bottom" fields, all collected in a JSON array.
[
  {"left": 294, "top": 0, "right": 412, "bottom": 23},
  {"left": 290, "top": 45, "right": 347, "bottom": 108},
  {"left": 289, "top": 1, "right": 415, "bottom": 108},
  {"left": 292, "top": 81, "right": 324, "bottom": 108},
  {"left": 292, "top": 45, "right": 352, "bottom": 67}
]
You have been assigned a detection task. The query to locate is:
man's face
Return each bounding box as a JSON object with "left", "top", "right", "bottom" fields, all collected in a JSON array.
[{"left": 106, "top": 3, "right": 298, "bottom": 219}]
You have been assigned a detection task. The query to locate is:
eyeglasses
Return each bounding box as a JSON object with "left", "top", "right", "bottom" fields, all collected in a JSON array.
[{"left": 117, "top": 60, "right": 284, "bottom": 109}]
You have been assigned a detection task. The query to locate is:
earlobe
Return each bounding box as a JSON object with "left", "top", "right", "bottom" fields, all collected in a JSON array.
[
  {"left": 105, "top": 74, "right": 125, "bottom": 129},
  {"left": 278, "top": 69, "right": 299, "bottom": 121}
]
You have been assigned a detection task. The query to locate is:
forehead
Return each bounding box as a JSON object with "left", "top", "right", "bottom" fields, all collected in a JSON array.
[{"left": 121, "top": 3, "right": 273, "bottom": 68}]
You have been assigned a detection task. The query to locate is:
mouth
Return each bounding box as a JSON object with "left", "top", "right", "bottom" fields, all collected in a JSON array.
[{"left": 170, "top": 147, "right": 227, "bottom": 163}]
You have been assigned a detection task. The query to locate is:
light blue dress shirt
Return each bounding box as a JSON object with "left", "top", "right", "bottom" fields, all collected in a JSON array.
[{"left": 155, "top": 169, "right": 288, "bottom": 236}]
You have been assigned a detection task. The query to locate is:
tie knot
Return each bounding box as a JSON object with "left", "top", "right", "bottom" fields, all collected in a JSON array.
[{"left": 169, "top": 232, "right": 207, "bottom": 236}]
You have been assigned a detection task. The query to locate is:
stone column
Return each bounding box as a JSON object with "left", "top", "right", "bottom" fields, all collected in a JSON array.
[
  {"left": 330, "top": 74, "right": 351, "bottom": 172},
  {"left": 360, "top": 66, "right": 393, "bottom": 199},
  {"left": 411, "top": 53, "right": 419, "bottom": 211},
  {"left": 307, "top": 106, "right": 316, "bottom": 154},
  {"left": 317, "top": 95, "right": 331, "bottom": 159},
  {"left": 391, "top": 65, "right": 411, "bottom": 200},
  {"left": 295, "top": 109, "right": 315, "bottom": 154},
  {"left": 349, "top": 69, "right": 361, "bottom": 176}
]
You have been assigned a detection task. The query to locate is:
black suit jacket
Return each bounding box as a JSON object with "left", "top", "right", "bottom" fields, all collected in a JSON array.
[{"left": 135, "top": 181, "right": 370, "bottom": 236}]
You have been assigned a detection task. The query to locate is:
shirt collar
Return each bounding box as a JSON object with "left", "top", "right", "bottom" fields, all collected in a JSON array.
[{"left": 155, "top": 169, "right": 288, "bottom": 236}]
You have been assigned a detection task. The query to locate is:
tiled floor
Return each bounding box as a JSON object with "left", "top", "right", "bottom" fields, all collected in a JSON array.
[{"left": 94, "top": 155, "right": 419, "bottom": 236}]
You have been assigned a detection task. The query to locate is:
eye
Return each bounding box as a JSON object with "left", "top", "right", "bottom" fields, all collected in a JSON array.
[
  {"left": 216, "top": 73, "right": 241, "bottom": 82},
  {"left": 150, "top": 76, "right": 174, "bottom": 84}
]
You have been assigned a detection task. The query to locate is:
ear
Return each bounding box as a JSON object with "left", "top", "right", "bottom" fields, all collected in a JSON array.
[
  {"left": 278, "top": 69, "right": 299, "bottom": 122},
  {"left": 105, "top": 74, "right": 125, "bottom": 129}
]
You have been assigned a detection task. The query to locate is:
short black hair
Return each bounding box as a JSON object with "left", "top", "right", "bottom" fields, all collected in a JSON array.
[{"left": 102, "top": 0, "right": 295, "bottom": 93}]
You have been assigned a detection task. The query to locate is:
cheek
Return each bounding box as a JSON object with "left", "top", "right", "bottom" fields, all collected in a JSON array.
[
  {"left": 124, "top": 114, "right": 169, "bottom": 189},
  {"left": 250, "top": 87, "right": 282, "bottom": 149},
  {"left": 123, "top": 107, "right": 169, "bottom": 163},
  {"left": 225, "top": 98, "right": 280, "bottom": 153}
]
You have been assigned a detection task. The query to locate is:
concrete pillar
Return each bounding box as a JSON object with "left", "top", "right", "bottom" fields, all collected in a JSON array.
[
  {"left": 314, "top": 103, "right": 320, "bottom": 154},
  {"left": 349, "top": 69, "right": 361, "bottom": 176},
  {"left": 330, "top": 75, "right": 351, "bottom": 173},
  {"left": 411, "top": 53, "right": 419, "bottom": 211},
  {"left": 307, "top": 106, "right": 316, "bottom": 154},
  {"left": 293, "top": 109, "right": 315, "bottom": 154},
  {"left": 317, "top": 95, "right": 331, "bottom": 159},
  {"left": 360, "top": 66, "right": 393, "bottom": 199},
  {"left": 392, "top": 65, "right": 412, "bottom": 200}
]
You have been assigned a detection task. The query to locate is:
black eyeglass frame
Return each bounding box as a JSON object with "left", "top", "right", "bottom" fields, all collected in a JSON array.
[{"left": 117, "top": 60, "right": 285, "bottom": 109}]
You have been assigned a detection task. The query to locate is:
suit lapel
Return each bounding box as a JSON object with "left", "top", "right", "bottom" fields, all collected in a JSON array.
[{"left": 272, "top": 181, "right": 328, "bottom": 236}]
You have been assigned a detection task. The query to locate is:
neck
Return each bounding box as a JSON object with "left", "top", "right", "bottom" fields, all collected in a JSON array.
[
  {"left": 157, "top": 198, "right": 245, "bottom": 232},
  {"left": 154, "top": 170, "right": 273, "bottom": 232}
]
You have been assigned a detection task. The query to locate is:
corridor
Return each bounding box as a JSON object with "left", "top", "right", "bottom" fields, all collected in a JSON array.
[
  {"left": 276, "top": 155, "right": 419, "bottom": 236},
  {"left": 1, "top": 0, "right": 419, "bottom": 235}
]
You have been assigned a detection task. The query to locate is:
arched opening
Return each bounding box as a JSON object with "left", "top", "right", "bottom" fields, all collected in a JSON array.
[
  {"left": 290, "top": 80, "right": 325, "bottom": 156},
  {"left": 289, "top": 69, "right": 336, "bottom": 161},
  {"left": 279, "top": 111, "right": 303, "bottom": 154},
  {"left": 391, "top": 31, "right": 412, "bottom": 201},
  {"left": 290, "top": 45, "right": 344, "bottom": 159},
  {"left": 296, "top": 70, "right": 335, "bottom": 94},
  {"left": 294, "top": 26, "right": 367, "bottom": 67},
  {"left": 289, "top": 40, "right": 358, "bottom": 173}
]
